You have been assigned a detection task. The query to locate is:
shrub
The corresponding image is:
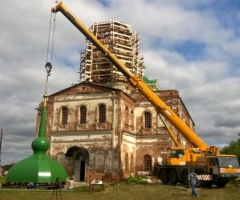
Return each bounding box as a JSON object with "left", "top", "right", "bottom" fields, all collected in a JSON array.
[
  {"left": 229, "top": 179, "right": 240, "bottom": 187},
  {"left": 0, "top": 176, "right": 6, "bottom": 184},
  {"left": 123, "top": 176, "right": 147, "bottom": 185}
]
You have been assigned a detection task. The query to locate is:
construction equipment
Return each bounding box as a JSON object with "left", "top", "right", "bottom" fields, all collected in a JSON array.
[{"left": 51, "top": 2, "right": 240, "bottom": 187}]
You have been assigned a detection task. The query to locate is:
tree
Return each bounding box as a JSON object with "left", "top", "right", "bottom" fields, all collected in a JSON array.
[{"left": 221, "top": 139, "right": 240, "bottom": 159}]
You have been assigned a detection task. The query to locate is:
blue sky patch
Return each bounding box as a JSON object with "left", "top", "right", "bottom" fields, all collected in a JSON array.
[
  {"left": 195, "top": 0, "right": 240, "bottom": 36},
  {"left": 97, "top": 0, "right": 110, "bottom": 7},
  {"left": 172, "top": 40, "right": 206, "bottom": 61},
  {"left": 229, "top": 59, "right": 240, "bottom": 77},
  {"left": 149, "top": 37, "right": 162, "bottom": 49},
  {"left": 149, "top": 38, "right": 206, "bottom": 61},
  {"left": 57, "top": 57, "right": 78, "bottom": 69}
]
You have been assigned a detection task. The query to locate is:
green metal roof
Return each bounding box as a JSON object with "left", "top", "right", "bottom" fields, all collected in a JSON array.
[
  {"left": 143, "top": 76, "right": 161, "bottom": 91},
  {"left": 143, "top": 76, "right": 158, "bottom": 84},
  {"left": 6, "top": 94, "right": 67, "bottom": 183}
]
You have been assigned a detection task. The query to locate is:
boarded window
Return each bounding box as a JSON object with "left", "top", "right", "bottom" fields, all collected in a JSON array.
[
  {"left": 56, "top": 152, "right": 66, "bottom": 165},
  {"left": 95, "top": 153, "right": 105, "bottom": 173},
  {"left": 80, "top": 106, "right": 87, "bottom": 124},
  {"left": 125, "top": 106, "right": 129, "bottom": 124},
  {"left": 144, "top": 154, "right": 152, "bottom": 171},
  {"left": 99, "top": 104, "right": 106, "bottom": 123},
  {"left": 125, "top": 153, "right": 129, "bottom": 173},
  {"left": 62, "top": 107, "right": 68, "bottom": 125},
  {"left": 130, "top": 154, "right": 134, "bottom": 173},
  {"left": 144, "top": 112, "right": 151, "bottom": 128}
]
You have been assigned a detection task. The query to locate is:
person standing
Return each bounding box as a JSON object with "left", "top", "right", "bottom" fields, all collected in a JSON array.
[{"left": 188, "top": 169, "right": 199, "bottom": 197}]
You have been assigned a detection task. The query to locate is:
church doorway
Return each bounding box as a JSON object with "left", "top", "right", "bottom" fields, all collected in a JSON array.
[{"left": 66, "top": 146, "right": 89, "bottom": 182}]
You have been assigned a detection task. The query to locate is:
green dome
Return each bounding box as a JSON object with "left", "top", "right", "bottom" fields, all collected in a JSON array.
[
  {"left": 6, "top": 93, "right": 67, "bottom": 183},
  {"left": 6, "top": 154, "right": 67, "bottom": 183}
]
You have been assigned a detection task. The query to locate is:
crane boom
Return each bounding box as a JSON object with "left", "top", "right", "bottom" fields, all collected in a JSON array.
[{"left": 52, "top": 2, "right": 207, "bottom": 148}]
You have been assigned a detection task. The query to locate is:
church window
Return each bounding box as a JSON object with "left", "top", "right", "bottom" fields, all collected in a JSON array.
[
  {"left": 62, "top": 107, "right": 68, "bottom": 125},
  {"left": 99, "top": 104, "right": 106, "bottom": 123},
  {"left": 144, "top": 112, "right": 151, "bottom": 128},
  {"left": 80, "top": 105, "right": 87, "bottom": 124},
  {"left": 144, "top": 154, "right": 152, "bottom": 171}
]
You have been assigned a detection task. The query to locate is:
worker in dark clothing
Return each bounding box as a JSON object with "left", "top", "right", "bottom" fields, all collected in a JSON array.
[
  {"left": 188, "top": 169, "right": 199, "bottom": 197},
  {"left": 27, "top": 182, "right": 37, "bottom": 189}
]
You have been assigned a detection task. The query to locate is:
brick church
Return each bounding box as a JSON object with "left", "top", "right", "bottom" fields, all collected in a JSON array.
[{"left": 36, "top": 20, "right": 194, "bottom": 183}]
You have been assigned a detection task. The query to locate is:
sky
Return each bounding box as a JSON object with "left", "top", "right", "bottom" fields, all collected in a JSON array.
[{"left": 1, "top": 0, "right": 240, "bottom": 166}]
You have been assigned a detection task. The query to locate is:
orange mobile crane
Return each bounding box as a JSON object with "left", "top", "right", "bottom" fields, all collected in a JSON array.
[{"left": 51, "top": 2, "right": 240, "bottom": 187}]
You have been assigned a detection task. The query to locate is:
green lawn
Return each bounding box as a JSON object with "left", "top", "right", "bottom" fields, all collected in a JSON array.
[{"left": 0, "top": 183, "right": 239, "bottom": 200}]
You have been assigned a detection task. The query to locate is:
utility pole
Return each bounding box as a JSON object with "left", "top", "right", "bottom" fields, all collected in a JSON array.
[
  {"left": 0, "top": 129, "right": 2, "bottom": 176},
  {"left": 238, "top": 132, "right": 240, "bottom": 146}
]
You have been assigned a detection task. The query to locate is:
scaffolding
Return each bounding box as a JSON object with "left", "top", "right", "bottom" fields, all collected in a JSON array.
[{"left": 79, "top": 20, "right": 145, "bottom": 87}]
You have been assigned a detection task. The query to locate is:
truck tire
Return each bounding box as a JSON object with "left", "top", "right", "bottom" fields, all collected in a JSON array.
[
  {"left": 160, "top": 169, "right": 169, "bottom": 184},
  {"left": 214, "top": 181, "right": 228, "bottom": 188},
  {"left": 182, "top": 171, "right": 189, "bottom": 186},
  {"left": 200, "top": 181, "right": 213, "bottom": 188},
  {"left": 169, "top": 169, "right": 178, "bottom": 185}
]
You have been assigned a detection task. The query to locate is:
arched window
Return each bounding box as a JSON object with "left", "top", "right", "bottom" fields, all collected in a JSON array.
[
  {"left": 125, "top": 153, "right": 129, "bottom": 173},
  {"left": 144, "top": 112, "right": 151, "bottom": 128},
  {"left": 144, "top": 154, "right": 152, "bottom": 171},
  {"left": 80, "top": 105, "right": 87, "bottom": 124},
  {"left": 99, "top": 104, "right": 106, "bottom": 123},
  {"left": 62, "top": 107, "right": 68, "bottom": 125}
]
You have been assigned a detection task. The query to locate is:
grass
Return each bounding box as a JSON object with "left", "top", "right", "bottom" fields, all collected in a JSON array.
[
  {"left": 123, "top": 176, "right": 148, "bottom": 185},
  {"left": 0, "top": 183, "right": 239, "bottom": 200},
  {"left": 0, "top": 176, "right": 239, "bottom": 200}
]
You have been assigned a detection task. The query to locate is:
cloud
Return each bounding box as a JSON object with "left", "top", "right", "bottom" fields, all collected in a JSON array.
[{"left": 1, "top": 0, "right": 240, "bottom": 165}]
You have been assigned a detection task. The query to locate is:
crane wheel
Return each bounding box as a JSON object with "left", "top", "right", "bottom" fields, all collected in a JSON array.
[
  {"left": 182, "top": 171, "right": 189, "bottom": 186},
  {"left": 169, "top": 169, "right": 178, "bottom": 185},
  {"left": 159, "top": 169, "right": 169, "bottom": 184},
  {"left": 214, "top": 181, "right": 228, "bottom": 188},
  {"left": 200, "top": 181, "right": 213, "bottom": 188}
]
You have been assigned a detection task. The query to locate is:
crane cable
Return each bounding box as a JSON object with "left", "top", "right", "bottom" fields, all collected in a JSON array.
[
  {"left": 44, "top": 11, "right": 57, "bottom": 94},
  {"left": 46, "top": 11, "right": 57, "bottom": 64}
]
